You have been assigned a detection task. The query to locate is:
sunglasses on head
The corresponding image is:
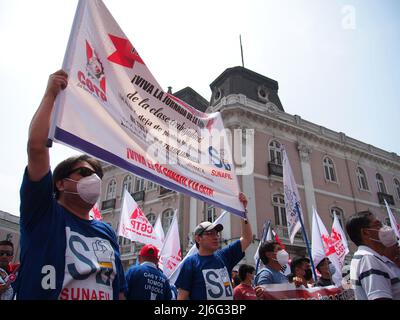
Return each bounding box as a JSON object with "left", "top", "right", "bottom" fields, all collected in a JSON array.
[
  {"left": 67, "top": 167, "right": 97, "bottom": 178},
  {"left": 0, "top": 251, "right": 13, "bottom": 257}
]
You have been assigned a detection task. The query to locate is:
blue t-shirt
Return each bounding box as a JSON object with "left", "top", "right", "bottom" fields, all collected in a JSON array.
[
  {"left": 17, "top": 169, "right": 127, "bottom": 300},
  {"left": 175, "top": 240, "right": 244, "bottom": 300},
  {"left": 125, "top": 261, "right": 172, "bottom": 300},
  {"left": 254, "top": 265, "right": 288, "bottom": 285}
]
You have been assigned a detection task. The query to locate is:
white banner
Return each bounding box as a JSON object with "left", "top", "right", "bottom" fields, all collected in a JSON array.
[
  {"left": 118, "top": 189, "right": 162, "bottom": 248},
  {"left": 159, "top": 210, "right": 182, "bottom": 278},
  {"left": 282, "top": 149, "right": 303, "bottom": 244},
  {"left": 50, "top": 0, "right": 245, "bottom": 218}
]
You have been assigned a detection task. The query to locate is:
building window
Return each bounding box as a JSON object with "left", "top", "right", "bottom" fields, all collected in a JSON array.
[
  {"left": 272, "top": 194, "right": 287, "bottom": 226},
  {"left": 162, "top": 209, "right": 174, "bottom": 234},
  {"left": 330, "top": 207, "right": 345, "bottom": 229},
  {"left": 134, "top": 177, "right": 145, "bottom": 192},
  {"left": 376, "top": 173, "right": 387, "bottom": 193},
  {"left": 269, "top": 140, "right": 282, "bottom": 165},
  {"left": 122, "top": 175, "right": 133, "bottom": 195},
  {"left": 106, "top": 179, "right": 117, "bottom": 200},
  {"left": 323, "top": 157, "right": 337, "bottom": 182},
  {"left": 356, "top": 167, "right": 369, "bottom": 191},
  {"left": 146, "top": 213, "right": 156, "bottom": 226},
  {"left": 205, "top": 204, "right": 216, "bottom": 223},
  {"left": 394, "top": 179, "right": 400, "bottom": 200}
]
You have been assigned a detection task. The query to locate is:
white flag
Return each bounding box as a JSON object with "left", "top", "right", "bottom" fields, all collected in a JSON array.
[
  {"left": 49, "top": 0, "right": 246, "bottom": 219},
  {"left": 118, "top": 189, "right": 162, "bottom": 248},
  {"left": 384, "top": 199, "right": 400, "bottom": 241},
  {"left": 282, "top": 149, "right": 304, "bottom": 244},
  {"left": 311, "top": 207, "right": 342, "bottom": 286},
  {"left": 168, "top": 211, "right": 228, "bottom": 284},
  {"left": 331, "top": 213, "right": 349, "bottom": 272},
  {"left": 159, "top": 210, "right": 182, "bottom": 278},
  {"left": 154, "top": 213, "right": 165, "bottom": 244}
]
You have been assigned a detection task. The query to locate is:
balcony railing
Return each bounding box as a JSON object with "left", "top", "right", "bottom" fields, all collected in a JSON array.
[
  {"left": 377, "top": 192, "right": 395, "bottom": 205},
  {"left": 101, "top": 198, "right": 116, "bottom": 210},
  {"left": 268, "top": 162, "right": 283, "bottom": 177},
  {"left": 131, "top": 190, "right": 145, "bottom": 202},
  {"left": 120, "top": 245, "right": 133, "bottom": 255},
  {"left": 160, "top": 186, "right": 174, "bottom": 196}
]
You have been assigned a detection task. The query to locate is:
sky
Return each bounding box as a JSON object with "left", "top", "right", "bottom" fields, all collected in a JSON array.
[{"left": 0, "top": 0, "right": 399, "bottom": 217}]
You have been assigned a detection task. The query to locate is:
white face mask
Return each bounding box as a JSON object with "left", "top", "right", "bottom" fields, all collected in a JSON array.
[
  {"left": 328, "top": 263, "right": 337, "bottom": 276},
  {"left": 368, "top": 226, "right": 398, "bottom": 248},
  {"left": 64, "top": 174, "right": 101, "bottom": 204},
  {"left": 274, "top": 250, "right": 289, "bottom": 267}
]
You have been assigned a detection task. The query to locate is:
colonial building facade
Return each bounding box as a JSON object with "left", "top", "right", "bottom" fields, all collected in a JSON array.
[
  {"left": 99, "top": 66, "right": 400, "bottom": 270},
  {"left": 0, "top": 210, "right": 21, "bottom": 263}
]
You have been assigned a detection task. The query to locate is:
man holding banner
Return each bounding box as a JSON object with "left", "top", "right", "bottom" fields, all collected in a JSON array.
[
  {"left": 175, "top": 193, "right": 252, "bottom": 300},
  {"left": 17, "top": 70, "right": 126, "bottom": 300}
]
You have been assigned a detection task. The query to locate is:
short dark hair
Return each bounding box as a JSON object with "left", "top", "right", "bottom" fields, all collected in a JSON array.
[
  {"left": 259, "top": 240, "right": 279, "bottom": 266},
  {"left": 0, "top": 240, "right": 14, "bottom": 249},
  {"left": 290, "top": 256, "right": 309, "bottom": 274},
  {"left": 238, "top": 264, "right": 255, "bottom": 282},
  {"left": 53, "top": 155, "right": 103, "bottom": 199},
  {"left": 345, "top": 211, "right": 373, "bottom": 246}
]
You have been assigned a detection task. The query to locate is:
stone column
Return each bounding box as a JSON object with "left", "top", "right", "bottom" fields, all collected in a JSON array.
[{"left": 297, "top": 142, "right": 316, "bottom": 232}]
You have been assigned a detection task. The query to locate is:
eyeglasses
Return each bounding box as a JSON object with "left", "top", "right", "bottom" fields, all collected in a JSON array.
[
  {"left": 67, "top": 167, "right": 97, "bottom": 178},
  {"left": 0, "top": 251, "right": 13, "bottom": 257}
]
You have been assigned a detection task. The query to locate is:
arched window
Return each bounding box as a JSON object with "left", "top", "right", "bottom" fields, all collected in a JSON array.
[
  {"left": 376, "top": 173, "right": 387, "bottom": 193},
  {"left": 330, "top": 207, "right": 345, "bottom": 229},
  {"left": 134, "top": 177, "right": 145, "bottom": 192},
  {"left": 356, "top": 167, "right": 369, "bottom": 191},
  {"left": 205, "top": 204, "right": 216, "bottom": 223},
  {"left": 146, "top": 213, "right": 156, "bottom": 226},
  {"left": 393, "top": 178, "right": 400, "bottom": 200},
  {"left": 122, "top": 175, "right": 133, "bottom": 195},
  {"left": 162, "top": 209, "right": 174, "bottom": 234},
  {"left": 323, "top": 157, "right": 336, "bottom": 182},
  {"left": 269, "top": 140, "right": 282, "bottom": 165},
  {"left": 106, "top": 179, "right": 117, "bottom": 200},
  {"left": 272, "top": 194, "right": 286, "bottom": 226}
]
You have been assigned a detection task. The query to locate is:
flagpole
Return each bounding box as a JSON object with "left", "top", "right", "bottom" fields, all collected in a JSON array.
[{"left": 295, "top": 203, "right": 318, "bottom": 282}]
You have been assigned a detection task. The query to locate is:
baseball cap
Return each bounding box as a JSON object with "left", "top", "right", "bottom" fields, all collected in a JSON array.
[
  {"left": 290, "top": 256, "right": 310, "bottom": 274},
  {"left": 194, "top": 221, "right": 223, "bottom": 237},
  {"left": 139, "top": 244, "right": 159, "bottom": 260}
]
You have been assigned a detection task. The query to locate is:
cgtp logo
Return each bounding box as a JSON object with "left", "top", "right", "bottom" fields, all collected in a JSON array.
[{"left": 77, "top": 40, "right": 107, "bottom": 102}]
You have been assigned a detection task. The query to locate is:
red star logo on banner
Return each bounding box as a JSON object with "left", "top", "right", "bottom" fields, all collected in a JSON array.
[{"left": 107, "top": 34, "right": 144, "bottom": 68}]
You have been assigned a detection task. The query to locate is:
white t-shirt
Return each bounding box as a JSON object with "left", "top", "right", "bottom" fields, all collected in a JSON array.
[{"left": 350, "top": 246, "right": 400, "bottom": 300}]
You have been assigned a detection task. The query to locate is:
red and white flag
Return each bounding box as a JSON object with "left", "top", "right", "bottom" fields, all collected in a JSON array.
[
  {"left": 89, "top": 203, "right": 103, "bottom": 221},
  {"left": 159, "top": 210, "right": 182, "bottom": 278},
  {"left": 331, "top": 213, "right": 349, "bottom": 271},
  {"left": 118, "top": 189, "right": 162, "bottom": 248},
  {"left": 311, "top": 207, "right": 342, "bottom": 286}
]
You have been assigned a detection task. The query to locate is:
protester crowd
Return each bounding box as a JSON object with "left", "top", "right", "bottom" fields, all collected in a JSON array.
[{"left": 1, "top": 70, "right": 399, "bottom": 301}]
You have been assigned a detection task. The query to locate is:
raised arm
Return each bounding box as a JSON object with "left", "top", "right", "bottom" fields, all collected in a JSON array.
[
  {"left": 27, "top": 70, "right": 68, "bottom": 181},
  {"left": 239, "top": 192, "right": 253, "bottom": 252}
]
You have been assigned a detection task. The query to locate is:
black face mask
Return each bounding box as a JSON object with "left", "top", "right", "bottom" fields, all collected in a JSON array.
[{"left": 304, "top": 268, "right": 313, "bottom": 281}]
